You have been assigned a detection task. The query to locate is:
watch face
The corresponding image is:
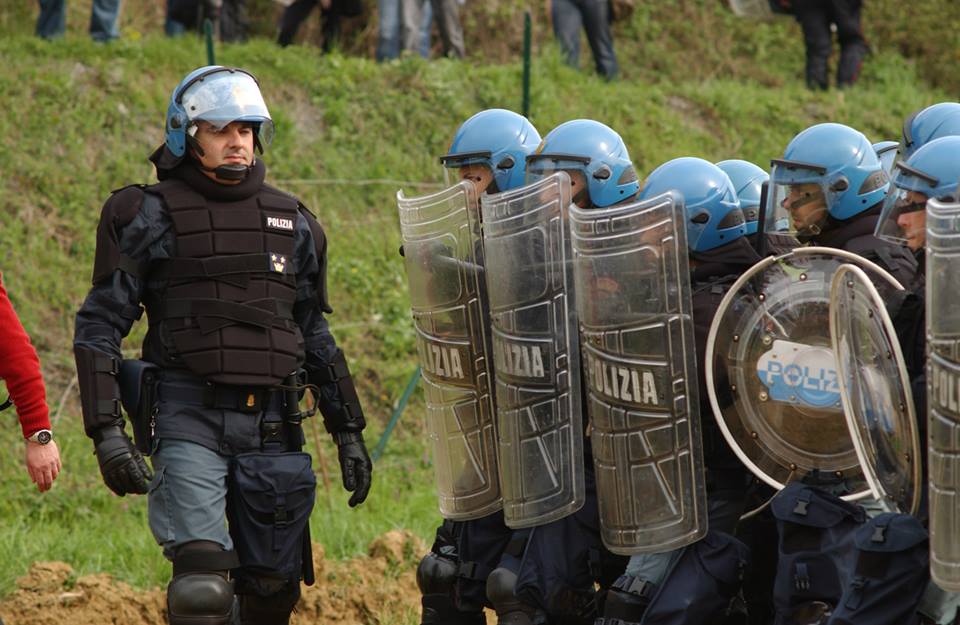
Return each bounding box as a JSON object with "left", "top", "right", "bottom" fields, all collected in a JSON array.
[{"left": 35, "top": 431, "right": 51, "bottom": 445}]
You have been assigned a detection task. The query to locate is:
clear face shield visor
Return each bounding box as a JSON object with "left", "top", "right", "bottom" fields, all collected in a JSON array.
[
  {"left": 439, "top": 152, "right": 495, "bottom": 194},
  {"left": 525, "top": 154, "right": 590, "bottom": 205},
  {"left": 875, "top": 164, "right": 937, "bottom": 246},
  {"left": 180, "top": 69, "right": 275, "bottom": 149},
  {"left": 766, "top": 160, "right": 831, "bottom": 237}
]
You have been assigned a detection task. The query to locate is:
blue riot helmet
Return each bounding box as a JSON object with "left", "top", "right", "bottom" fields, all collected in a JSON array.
[
  {"left": 716, "top": 159, "right": 768, "bottom": 236},
  {"left": 641, "top": 157, "right": 746, "bottom": 253},
  {"left": 767, "top": 123, "right": 888, "bottom": 239},
  {"left": 872, "top": 141, "right": 900, "bottom": 178},
  {"left": 876, "top": 136, "right": 960, "bottom": 251},
  {"left": 901, "top": 102, "right": 960, "bottom": 160},
  {"left": 439, "top": 109, "right": 541, "bottom": 193},
  {"left": 525, "top": 119, "right": 639, "bottom": 208},
  {"left": 162, "top": 66, "right": 274, "bottom": 169}
]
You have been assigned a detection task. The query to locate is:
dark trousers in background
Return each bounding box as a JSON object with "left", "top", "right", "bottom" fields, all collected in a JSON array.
[
  {"left": 36, "top": 0, "right": 121, "bottom": 40},
  {"left": 278, "top": 0, "right": 363, "bottom": 50},
  {"left": 793, "top": 0, "right": 868, "bottom": 89},
  {"left": 165, "top": 0, "right": 247, "bottom": 42},
  {"left": 551, "top": 0, "right": 618, "bottom": 80}
]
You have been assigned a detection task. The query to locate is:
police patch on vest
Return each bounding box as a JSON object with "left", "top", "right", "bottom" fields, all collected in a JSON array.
[
  {"left": 269, "top": 253, "right": 289, "bottom": 273},
  {"left": 266, "top": 215, "right": 295, "bottom": 232}
]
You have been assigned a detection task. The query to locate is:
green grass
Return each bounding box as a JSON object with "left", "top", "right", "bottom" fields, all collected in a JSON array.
[{"left": 0, "top": 0, "right": 955, "bottom": 603}]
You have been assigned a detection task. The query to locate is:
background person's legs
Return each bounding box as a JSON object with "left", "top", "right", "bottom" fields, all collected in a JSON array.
[
  {"left": 36, "top": 0, "right": 66, "bottom": 39},
  {"left": 552, "top": 0, "right": 583, "bottom": 70},
  {"left": 578, "top": 0, "right": 617, "bottom": 79},
  {"left": 793, "top": 0, "right": 833, "bottom": 90}
]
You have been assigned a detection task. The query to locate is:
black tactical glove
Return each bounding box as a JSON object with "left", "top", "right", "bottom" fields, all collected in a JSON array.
[
  {"left": 334, "top": 432, "right": 372, "bottom": 507},
  {"left": 93, "top": 425, "right": 153, "bottom": 496}
]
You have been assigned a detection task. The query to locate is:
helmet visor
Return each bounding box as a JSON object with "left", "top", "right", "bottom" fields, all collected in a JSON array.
[
  {"left": 525, "top": 154, "right": 590, "bottom": 185},
  {"left": 766, "top": 161, "right": 831, "bottom": 237},
  {"left": 180, "top": 70, "right": 274, "bottom": 144},
  {"left": 876, "top": 144, "right": 899, "bottom": 178},
  {"left": 876, "top": 160, "right": 943, "bottom": 245}
]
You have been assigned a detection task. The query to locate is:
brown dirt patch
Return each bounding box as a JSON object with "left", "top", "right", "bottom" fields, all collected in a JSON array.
[{"left": 0, "top": 531, "right": 430, "bottom": 625}]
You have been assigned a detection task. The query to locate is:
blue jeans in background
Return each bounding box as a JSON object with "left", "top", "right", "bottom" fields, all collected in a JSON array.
[{"left": 36, "top": 0, "right": 121, "bottom": 41}]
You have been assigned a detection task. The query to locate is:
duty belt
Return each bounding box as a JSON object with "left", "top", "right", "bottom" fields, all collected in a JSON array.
[{"left": 158, "top": 381, "right": 286, "bottom": 414}]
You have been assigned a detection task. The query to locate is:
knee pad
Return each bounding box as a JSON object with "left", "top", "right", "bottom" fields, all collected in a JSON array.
[
  {"left": 487, "top": 567, "right": 534, "bottom": 624},
  {"left": 416, "top": 551, "right": 457, "bottom": 596},
  {"left": 417, "top": 551, "right": 481, "bottom": 625},
  {"left": 238, "top": 581, "right": 300, "bottom": 625},
  {"left": 596, "top": 575, "right": 655, "bottom": 625},
  {"left": 168, "top": 541, "right": 240, "bottom": 625}
]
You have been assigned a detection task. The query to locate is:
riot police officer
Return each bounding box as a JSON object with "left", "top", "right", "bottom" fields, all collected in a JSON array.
[
  {"left": 900, "top": 102, "right": 960, "bottom": 161},
  {"left": 73, "top": 65, "right": 372, "bottom": 625},
  {"left": 408, "top": 108, "right": 543, "bottom": 625},
  {"left": 767, "top": 122, "right": 918, "bottom": 288},
  {"left": 717, "top": 158, "right": 799, "bottom": 257},
  {"left": 597, "top": 157, "right": 757, "bottom": 625},
  {"left": 482, "top": 119, "right": 638, "bottom": 625}
]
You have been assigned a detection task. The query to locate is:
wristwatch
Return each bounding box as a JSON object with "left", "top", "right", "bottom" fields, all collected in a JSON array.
[{"left": 26, "top": 429, "right": 53, "bottom": 445}]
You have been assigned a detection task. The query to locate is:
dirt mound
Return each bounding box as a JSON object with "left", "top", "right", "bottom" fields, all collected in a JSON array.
[{"left": 0, "top": 531, "right": 429, "bottom": 625}]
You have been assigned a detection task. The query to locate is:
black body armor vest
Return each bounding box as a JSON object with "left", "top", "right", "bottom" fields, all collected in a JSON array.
[{"left": 142, "top": 175, "right": 305, "bottom": 387}]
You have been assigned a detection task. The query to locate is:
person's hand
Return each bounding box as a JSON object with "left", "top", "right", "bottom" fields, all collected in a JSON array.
[
  {"left": 334, "top": 432, "right": 372, "bottom": 507},
  {"left": 93, "top": 425, "right": 153, "bottom": 496},
  {"left": 319, "top": 0, "right": 332, "bottom": 9},
  {"left": 25, "top": 440, "right": 61, "bottom": 493}
]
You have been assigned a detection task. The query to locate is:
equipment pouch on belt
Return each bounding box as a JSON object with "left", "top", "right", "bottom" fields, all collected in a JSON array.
[
  {"left": 771, "top": 482, "right": 865, "bottom": 624},
  {"left": 227, "top": 452, "right": 317, "bottom": 591},
  {"left": 828, "top": 513, "right": 928, "bottom": 625},
  {"left": 118, "top": 359, "right": 160, "bottom": 455}
]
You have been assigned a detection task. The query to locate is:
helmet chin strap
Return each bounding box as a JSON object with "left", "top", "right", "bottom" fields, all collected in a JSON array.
[{"left": 200, "top": 162, "right": 252, "bottom": 181}]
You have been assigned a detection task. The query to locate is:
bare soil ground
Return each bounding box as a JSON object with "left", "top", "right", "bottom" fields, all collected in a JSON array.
[{"left": 0, "top": 530, "right": 431, "bottom": 625}]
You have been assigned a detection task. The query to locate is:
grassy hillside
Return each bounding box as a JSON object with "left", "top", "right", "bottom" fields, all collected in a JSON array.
[{"left": 0, "top": 0, "right": 954, "bottom": 607}]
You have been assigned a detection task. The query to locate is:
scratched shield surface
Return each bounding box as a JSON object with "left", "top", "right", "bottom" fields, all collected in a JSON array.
[
  {"left": 829, "top": 263, "right": 919, "bottom": 516},
  {"left": 927, "top": 198, "right": 960, "bottom": 591},
  {"left": 480, "top": 172, "right": 585, "bottom": 528},
  {"left": 397, "top": 181, "right": 501, "bottom": 520},
  {"left": 706, "top": 248, "right": 903, "bottom": 493},
  {"left": 570, "top": 191, "right": 707, "bottom": 555}
]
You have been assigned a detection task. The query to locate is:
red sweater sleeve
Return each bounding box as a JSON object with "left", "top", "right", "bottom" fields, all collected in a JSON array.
[{"left": 0, "top": 272, "right": 50, "bottom": 437}]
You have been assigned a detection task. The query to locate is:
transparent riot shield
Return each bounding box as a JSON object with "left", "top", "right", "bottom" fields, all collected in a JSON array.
[
  {"left": 481, "top": 172, "right": 585, "bottom": 528},
  {"left": 927, "top": 197, "right": 960, "bottom": 592},
  {"left": 397, "top": 181, "right": 501, "bottom": 520},
  {"left": 829, "top": 263, "right": 920, "bottom": 516},
  {"left": 705, "top": 247, "right": 903, "bottom": 497},
  {"left": 570, "top": 191, "right": 707, "bottom": 555}
]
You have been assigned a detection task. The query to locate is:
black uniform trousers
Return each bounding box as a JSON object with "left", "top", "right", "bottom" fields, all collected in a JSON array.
[{"left": 793, "top": 0, "right": 868, "bottom": 89}]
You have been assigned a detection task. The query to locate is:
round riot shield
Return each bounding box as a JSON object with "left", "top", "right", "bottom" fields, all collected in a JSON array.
[
  {"left": 705, "top": 247, "right": 903, "bottom": 497},
  {"left": 830, "top": 264, "right": 920, "bottom": 515}
]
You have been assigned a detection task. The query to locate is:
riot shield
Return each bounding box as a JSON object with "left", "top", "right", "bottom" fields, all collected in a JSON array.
[
  {"left": 570, "top": 191, "right": 707, "bottom": 555},
  {"left": 481, "top": 172, "right": 585, "bottom": 528},
  {"left": 927, "top": 197, "right": 960, "bottom": 591},
  {"left": 706, "top": 247, "right": 903, "bottom": 497},
  {"left": 829, "top": 263, "right": 920, "bottom": 516},
  {"left": 397, "top": 181, "right": 501, "bottom": 520}
]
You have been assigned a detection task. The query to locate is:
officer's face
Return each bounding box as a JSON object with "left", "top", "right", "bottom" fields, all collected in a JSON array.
[
  {"left": 783, "top": 183, "right": 827, "bottom": 231},
  {"left": 568, "top": 171, "right": 590, "bottom": 208},
  {"left": 896, "top": 191, "right": 928, "bottom": 251},
  {"left": 191, "top": 120, "right": 255, "bottom": 178},
  {"left": 459, "top": 164, "right": 494, "bottom": 195}
]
